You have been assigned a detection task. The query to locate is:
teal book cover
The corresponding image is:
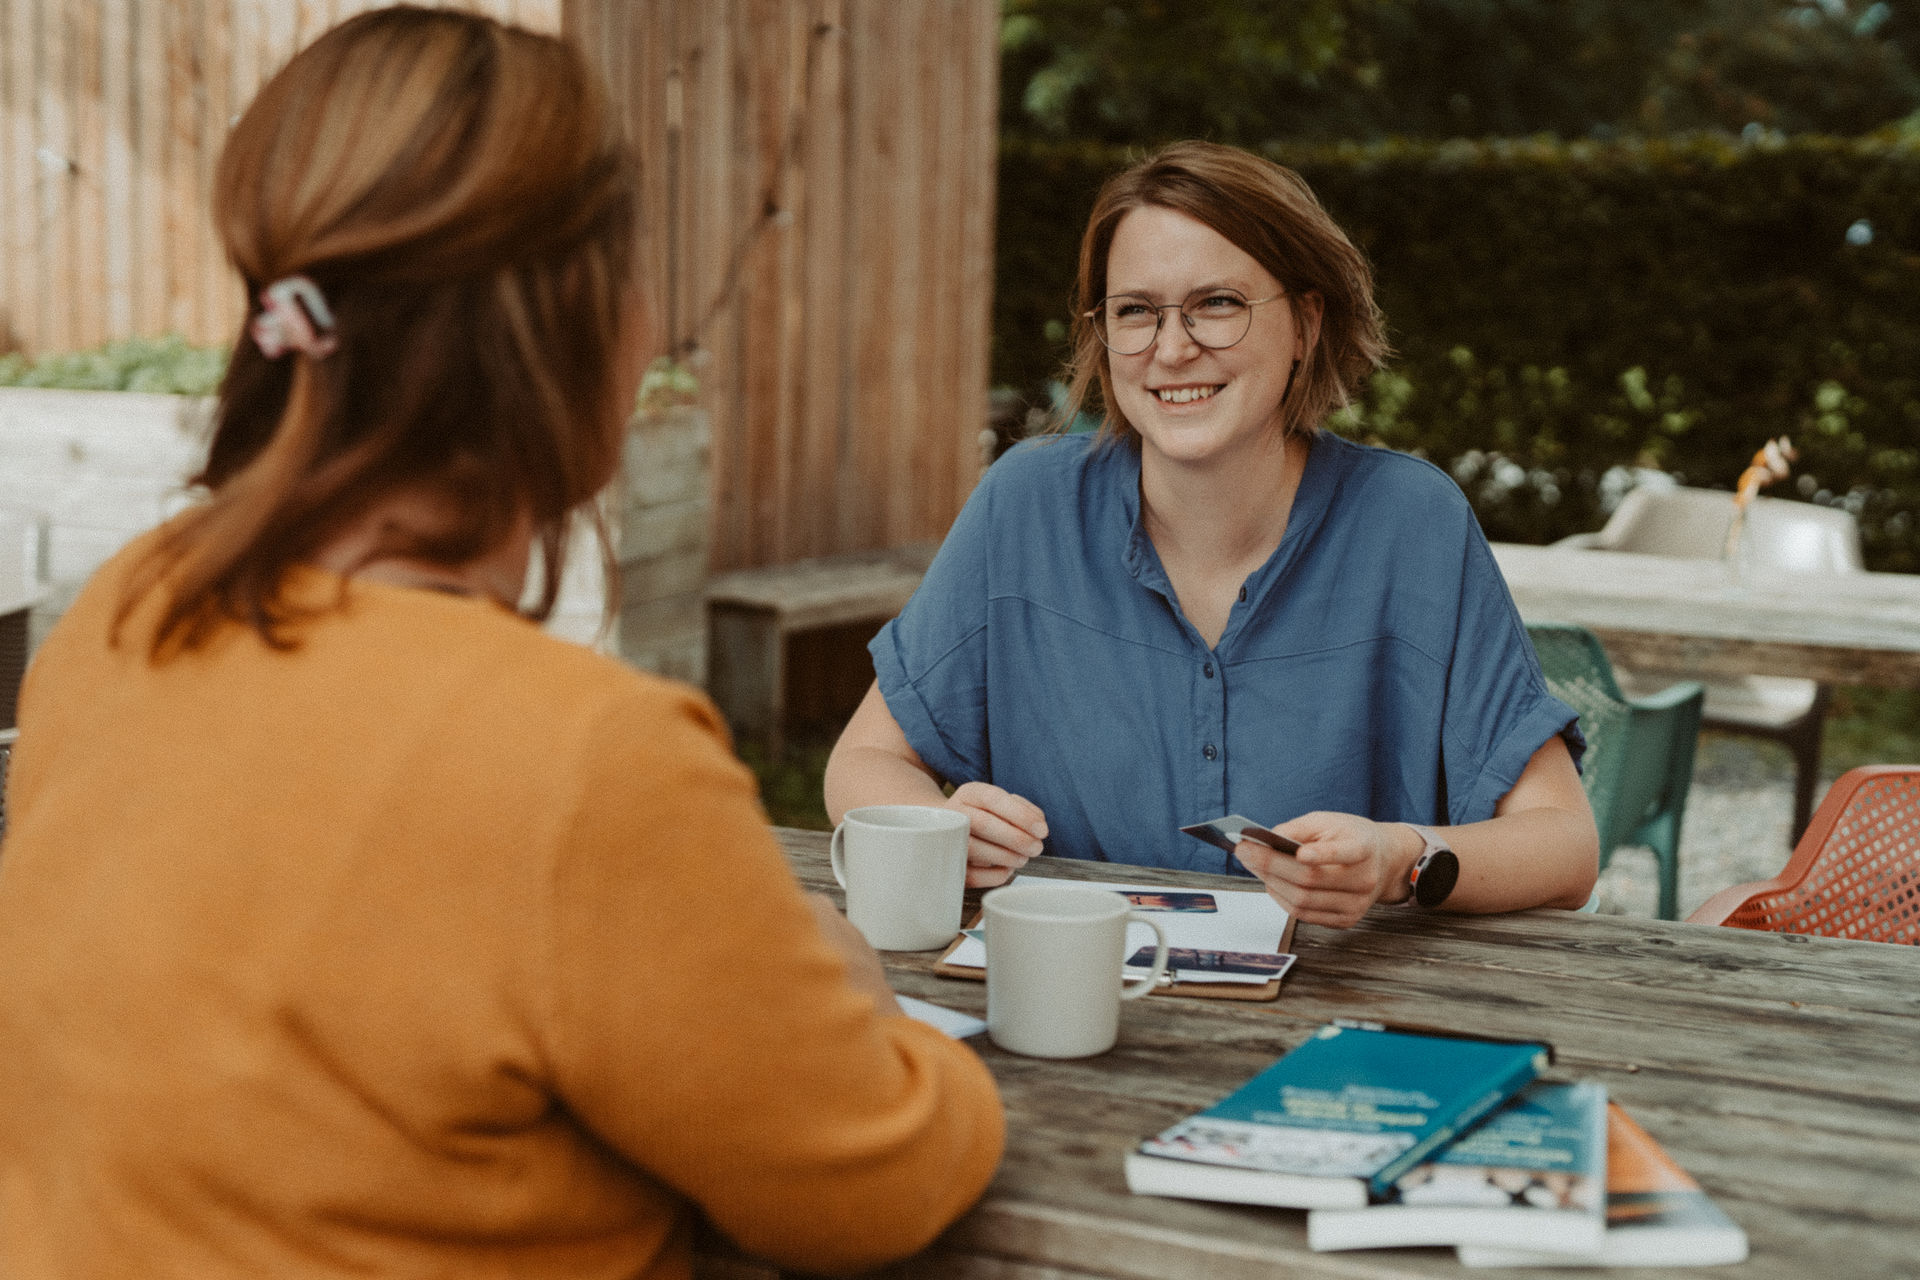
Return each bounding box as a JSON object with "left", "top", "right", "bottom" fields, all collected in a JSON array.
[
  {"left": 1126, "top": 1022, "right": 1551, "bottom": 1210},
  {"left": 1307, "top": 1080, "right": 1608, "bottom": 1251}
]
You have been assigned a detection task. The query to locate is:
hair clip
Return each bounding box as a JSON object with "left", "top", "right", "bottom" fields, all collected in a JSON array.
[{"left": 250, "top": 275, "right": 339, "bottom": 360}]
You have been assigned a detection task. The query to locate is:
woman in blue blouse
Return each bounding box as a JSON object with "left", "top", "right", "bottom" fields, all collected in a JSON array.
[{"left": 825, "top": 142, "right": 1598, "bottom": 928}]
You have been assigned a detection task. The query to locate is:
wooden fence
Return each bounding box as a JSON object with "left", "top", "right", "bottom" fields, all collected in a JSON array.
[
  {"left": 3, "top": 0, "right": 999, "bottom": 569},
  {"left": 0, "top": 0, "right": 559, "bottom": 356},
  {"left": 569, "top": 0, "right": 999, "bottom": 567}
]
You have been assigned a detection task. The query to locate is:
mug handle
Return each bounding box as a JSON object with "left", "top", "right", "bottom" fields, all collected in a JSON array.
[
  {"left": 1120, "top": 914, "right": 1170, "bottom": 1000},
  {"left": 829, "top": 823, "right": 849, "bottom": 889}
]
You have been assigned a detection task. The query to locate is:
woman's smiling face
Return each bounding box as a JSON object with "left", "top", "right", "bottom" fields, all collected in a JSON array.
[{"left": 1103, "top": 205, "right": 1314, "bottom": 470}]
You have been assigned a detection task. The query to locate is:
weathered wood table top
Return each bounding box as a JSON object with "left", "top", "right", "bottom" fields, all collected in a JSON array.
[
  {"left": 1491, "top": 541, "right": 1920, "bottom": 689},
  {"left": 700, "top": 828, "right": 1920, "bottom": 1280}
]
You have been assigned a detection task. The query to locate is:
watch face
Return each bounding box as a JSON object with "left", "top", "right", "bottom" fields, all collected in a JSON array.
[{"left": 1412, "top": 847, "right": 1460, "bottom": 908}]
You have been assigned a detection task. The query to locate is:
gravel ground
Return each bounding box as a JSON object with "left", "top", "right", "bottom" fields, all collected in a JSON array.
[{"left": 1593, "top": 732, "right": 1821, "bottom": 919}]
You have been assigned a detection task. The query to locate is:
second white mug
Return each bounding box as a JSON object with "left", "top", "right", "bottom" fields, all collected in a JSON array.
[
  {"left": 829, "top": 804, "right": 970, "bottom": 951},
  {"left": 982, "top": 883, "right": 1170, "bottom": 1058}
]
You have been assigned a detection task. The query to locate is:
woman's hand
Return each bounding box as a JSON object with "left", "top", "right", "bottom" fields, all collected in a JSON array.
[
  {"left": 1232, "top": 812, "right": 1417, "bottom": 929},
  {"left": 944, "top": 781, "right": 1048, "bottom": 888}
]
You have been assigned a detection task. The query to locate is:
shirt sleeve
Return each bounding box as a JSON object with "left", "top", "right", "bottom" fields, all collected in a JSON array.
[
  {"left": 867, "top": 465, "right": 998, "bottom": 786},
  {"left": 1441, "top": 528, "right": 1586, "bottom": 823},
  {"left": 542, "top": 683, "right": 1003, "bottom": 1274}
]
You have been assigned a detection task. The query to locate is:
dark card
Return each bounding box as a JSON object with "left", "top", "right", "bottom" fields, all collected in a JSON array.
[
  {"left": 1180, "top": 813, "right": 1301, "bottom": 855},
  {"left": 1122, "top": 890, "right": 1219, "bottom": 913}
]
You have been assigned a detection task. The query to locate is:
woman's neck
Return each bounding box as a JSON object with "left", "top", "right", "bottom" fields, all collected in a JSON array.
[
  {"left": 1139, "top": 430, "right": 1308, "bottom": 572},
  {"left": 309, "top": 491, "right": 533, "bottom": 609}
]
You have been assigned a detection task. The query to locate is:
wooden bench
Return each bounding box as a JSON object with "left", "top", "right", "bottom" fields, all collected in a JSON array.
[{"left": 704, "top": 544, "right": 935, "bottom": 755}]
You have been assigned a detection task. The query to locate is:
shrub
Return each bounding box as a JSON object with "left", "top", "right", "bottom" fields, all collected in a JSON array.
[
  {"left": 0, "top": 335, "right": 227, "bottom": 396},
  {"left": 996, "top": 133, "right": 1920, "bottom": 569}
]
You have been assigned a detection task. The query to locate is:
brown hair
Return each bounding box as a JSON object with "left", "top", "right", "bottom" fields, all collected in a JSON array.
[
  {"left": 1060, "top": 141, "right": 1388, "bottom": 445},
  {"left": 121, "top": 5, "right": 638, "bottom": 653}
]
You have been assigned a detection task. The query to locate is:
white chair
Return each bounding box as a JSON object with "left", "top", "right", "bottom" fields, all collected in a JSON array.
[{"left": 1559, "top": 485, "right": 1864, "bottom": 843}]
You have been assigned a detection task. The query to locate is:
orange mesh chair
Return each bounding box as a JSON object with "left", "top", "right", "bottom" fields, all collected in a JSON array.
[{"left": 1688, "top": 765, "right": 1920, "bottom": 944}]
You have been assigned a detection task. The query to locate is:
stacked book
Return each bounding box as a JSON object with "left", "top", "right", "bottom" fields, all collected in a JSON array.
[{"left": 1124, "top": 1020, "right": 1748, "bottom": 1268}]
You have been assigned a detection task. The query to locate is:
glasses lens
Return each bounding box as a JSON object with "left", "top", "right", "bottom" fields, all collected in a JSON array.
[
  {"left": 1098, "top": 296, "right": 1160, "bottom": 356},
  {"left": 1182, "top": 289, "right": 1253, "bottom": 350}
]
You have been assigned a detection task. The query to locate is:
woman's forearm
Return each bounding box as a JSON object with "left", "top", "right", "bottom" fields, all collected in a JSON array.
[
  {"left": 823, "top": 743, "right": 950, "bottom": 825},
  {"left": 1440, "top": 805, "right": 1599, "bottom": 913}
]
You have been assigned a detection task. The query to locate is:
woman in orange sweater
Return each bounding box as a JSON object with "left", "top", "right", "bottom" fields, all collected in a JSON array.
[{"left": 0, "top": 9, "right": 1001, "bottom": 1278}]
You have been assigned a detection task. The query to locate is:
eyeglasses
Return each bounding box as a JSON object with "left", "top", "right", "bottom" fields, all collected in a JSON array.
[{"left": 1085, "top": 287, "right": 1286, "bottom": 356}]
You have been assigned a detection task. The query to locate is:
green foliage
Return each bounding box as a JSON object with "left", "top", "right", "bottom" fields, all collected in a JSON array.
[
  {"left": 995, "top": 132, "right": 1920, "bottom": 570},
  {"left": 1001, "top": 0, "right": 1349, "bottom": 142},
  {"left": 1648, "top": 0, "right": 1920, "bottom": 136},
  {"left": 635, "top": 356, "right": 700, "bottom": 415},
  {"left": 0, "top": 336, "right": 227, "bottom": 395},
  {"left": 1000, "top": 0, "right": 1919, "bottom": 147},
  {"left": 1826, "top": 686, "right": 1920, "bottom": 770},
  {"left": 735, "top": 736, "right": 834, "bottom": 831}
]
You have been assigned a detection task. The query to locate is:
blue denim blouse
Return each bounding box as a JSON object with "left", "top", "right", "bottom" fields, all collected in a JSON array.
[{"left": 869, "top": 431, "right": 1582, "bottom": 875}]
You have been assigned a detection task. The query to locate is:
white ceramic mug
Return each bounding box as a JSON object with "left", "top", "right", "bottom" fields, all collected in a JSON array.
[
  {"left": 829, "top": 805, "right": 970, "bottom": 951},
  {"left": 982, "top": 883, "right": 1171, "bottom": 1058}
]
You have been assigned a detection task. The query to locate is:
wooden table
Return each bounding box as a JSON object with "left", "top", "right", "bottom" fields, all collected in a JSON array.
[
  {"left": 1491, "top": 542, "right": 1920, "bottom": 689},
  {"left": 700, "top": 829, "right": 1920, "bottom": 1280}
]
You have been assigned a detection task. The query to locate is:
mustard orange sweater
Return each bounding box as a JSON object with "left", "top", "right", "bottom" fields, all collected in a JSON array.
[{"left": 0, "top": 548, "right": 1002, "bottom": 1278}]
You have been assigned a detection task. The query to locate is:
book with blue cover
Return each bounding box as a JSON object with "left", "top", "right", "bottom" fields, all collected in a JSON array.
[
  {"left": 1458, "top": 1102, "right": 1748, "bottom": 1268},
  {"left": 1124, "top": 1021, "right": 1552, "bottom": 1210},
  {"left": 1306, "top": 1080, "right": 1608, "bottom": 1251}
]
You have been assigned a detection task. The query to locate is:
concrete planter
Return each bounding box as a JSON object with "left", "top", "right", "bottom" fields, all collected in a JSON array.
[
  {"left": 0, "top": 387, "right": 209, "bottom": 649},
  {"left": 550, "top": 404, "right": 711, "bottom": 679},
  {"left": 0, "top": 387, "right": 711, "bottom": 677}
]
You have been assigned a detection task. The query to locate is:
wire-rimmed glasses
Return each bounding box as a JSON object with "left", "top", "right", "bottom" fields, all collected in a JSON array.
[{"left": 1085, "top": 287, "right": 1286, "bottom": 356}]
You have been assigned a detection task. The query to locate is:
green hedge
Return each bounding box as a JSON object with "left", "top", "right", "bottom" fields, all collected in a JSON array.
[
  {"left": 0, "top": 335, "right": 227, "bottom": 396},
  {"left": 996, "top": 134, "right": 1920, "bottom": 570}
]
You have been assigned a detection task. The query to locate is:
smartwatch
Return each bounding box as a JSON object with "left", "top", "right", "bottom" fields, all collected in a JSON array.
[{"left": 1403, "top": 824, "right": 1460, "bottom": 908}]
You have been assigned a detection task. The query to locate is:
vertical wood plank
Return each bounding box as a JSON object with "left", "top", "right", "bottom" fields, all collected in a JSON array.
[
  {"left": 884, "top": 0, "right": 924, "bottom": 549},
  {"left": 160, "top": 0, "right": 197, "bottom": 336},
  {"left": 69, "top": 0, "right": 105, "bottom": 349},
  {"left": 198, "top": 0, "right": 233, "bottom": 345},
  {"left": 840, "top": 0, "right": 884, "bottom": 553},
  {"left": 293, "top": 0, "right": 326, "bottom": 51},
  {"left": 40, "top": 0, "right": 71, "bottom": 350},
  {"left": 101, "top": 0, "right": 133, "bottom": 336},
  {"left": 957, "top": 0, "right": 999, "bottom": 511},
  {"left": 2, "top": 0, "right": 37, "bottom": 349},
  {"left": 229, "top": 0, "right": 259, "bottom": 103},
  {"left": 914, "top": 0, "right": 955, "bottom": 542},
  {"left": 0, "top": 0, "right": 14, "bottom": 345},
  {"left": 793, "top": 0, "right": 846, "bottom": 559},
  {"left": 130, "top": 0, "right": 164, "bottom": 338},
  {"left": 691, "top": 0, "right": 743, "bottom": 568},
  {"left": 768, "top": 0, "right": 805, "bottom": 562},
  {"left": 738, "top": 0, "right": 787, "bottom": 564}
]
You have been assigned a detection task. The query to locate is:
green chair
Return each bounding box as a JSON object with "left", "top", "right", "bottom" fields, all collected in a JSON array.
[{"left": 1527, "top": 622, "right": 1705, "bottom": 920}]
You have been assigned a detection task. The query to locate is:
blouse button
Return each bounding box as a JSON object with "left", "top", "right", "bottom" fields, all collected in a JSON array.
[
  {"left": 1238, "top": 586, "right": 1248, "bottom": 602},
  {"left": 1202, "top": 744, "right": 1218, "bottom": 761},
  {"left": 1203, "top": 663, "right": 1214, "bottom": 679}
]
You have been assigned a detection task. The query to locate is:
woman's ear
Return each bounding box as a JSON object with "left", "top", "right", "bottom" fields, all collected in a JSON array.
[{"left": 1294, "top": 290, "right": 1326, "bottom": 362}]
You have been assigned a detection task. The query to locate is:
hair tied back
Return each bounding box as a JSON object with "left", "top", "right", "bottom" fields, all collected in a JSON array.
[{"left": 251, "top": 276, "right": 338, "bottom": 360}]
